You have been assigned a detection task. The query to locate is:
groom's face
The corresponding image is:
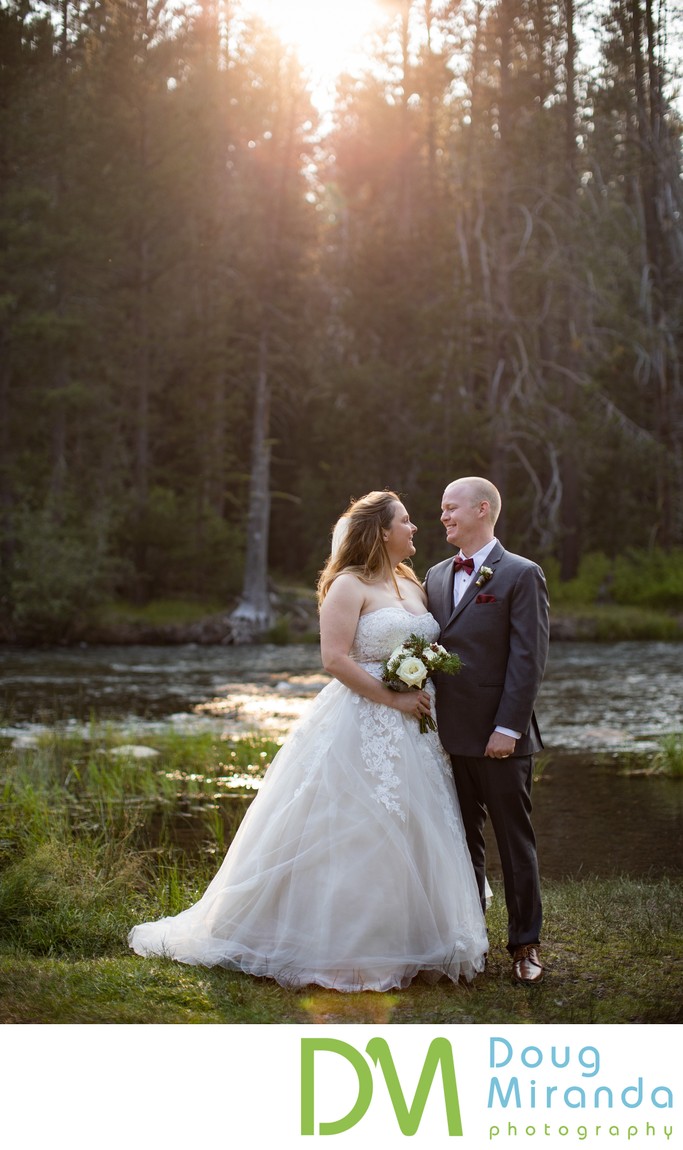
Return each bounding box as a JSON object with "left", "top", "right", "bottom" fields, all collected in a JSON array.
[{"left": 440, "top": 483, "right": 483, "bottom": 553}]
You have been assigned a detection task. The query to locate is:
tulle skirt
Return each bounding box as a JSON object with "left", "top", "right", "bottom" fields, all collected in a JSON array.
[{"left": 129, "top": 678, "right": 488, "bottom": 991}]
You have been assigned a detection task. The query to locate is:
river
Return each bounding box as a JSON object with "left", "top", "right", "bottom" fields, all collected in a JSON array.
[{"left": 1, "top": 641, "right": 681, "bottom": 878}]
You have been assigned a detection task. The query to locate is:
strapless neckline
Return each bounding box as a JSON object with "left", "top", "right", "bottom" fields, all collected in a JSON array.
[{"left": 359, "top": 606, "right": 430, "bottom": 620}]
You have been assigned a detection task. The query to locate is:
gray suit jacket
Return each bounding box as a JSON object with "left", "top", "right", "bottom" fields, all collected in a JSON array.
[{"left": 424, "top": 542, "right": 549, "bottom": 758}]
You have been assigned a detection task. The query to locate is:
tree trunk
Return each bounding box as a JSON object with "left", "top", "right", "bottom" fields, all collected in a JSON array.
[
  {"left": 231, "top": 56, "right": 304, "bottom": 639},
  {"left": 131, "top": 0, "right": 152, "bottom": 597},
  {"left": 48, "top": 0, "right": 70, "bottom": 518},
  {"left": 397, "top": 0, "right": 413, "bottom": 237},
  {"left": 0, "top": 349, "right": 12, "bottom": 584},
  {"left": 559, "top": 0, "right": 581, "bottom": 580},
  {"left": 230, "top": 326, "right": 273, "bottom": 640},
  {"left": 488, "top": 0, "right": 514, "bottom": 522},
  {"left": 632, "top": 0, "right": 673, "bottom": 546}
]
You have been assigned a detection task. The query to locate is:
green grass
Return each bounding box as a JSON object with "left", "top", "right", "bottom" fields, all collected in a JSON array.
[
  {"left": 652, "top": 732, "right": 683, "bottom": 778},
  {"left": 551, "top": 604, "right": 682, "bottom": 641},
  {"left": 2, "top": 724, "right": 279, "bottom": 802},
  {"left": 12, "top": 548, "right": 683, "bottom": 644},
  {"left": 0, "top": 876, "right": 680, "bottom": 1024},
  {"left": 93, "top": 597, "right": 226, "bottom": 627},
  {"left": 1, "top": 729, "right": 681, "bottom": 1025},
  {"left": 92, "top": 582, "right": 321, "bottom": 640},
  {"left": 90, "top": 590, "right": 683, "bottom": 645}
]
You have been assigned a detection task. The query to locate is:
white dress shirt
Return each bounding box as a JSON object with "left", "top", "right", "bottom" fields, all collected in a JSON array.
[{"left": 452, "top": 538, "right": 498, "bottom": 606}]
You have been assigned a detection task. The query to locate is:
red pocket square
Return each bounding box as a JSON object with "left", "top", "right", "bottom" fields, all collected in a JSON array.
[{"left": 476, "top": 593, "right": 497, "bottom": 603}]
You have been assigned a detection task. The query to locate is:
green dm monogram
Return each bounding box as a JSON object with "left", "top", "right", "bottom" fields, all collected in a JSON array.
[{"left": 301, "top": 1036, "right": 463, "bottom": 1137}]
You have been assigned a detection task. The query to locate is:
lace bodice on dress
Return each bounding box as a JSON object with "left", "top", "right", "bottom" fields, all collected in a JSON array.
[
  {"left": 350, "top": 607, "right": 440, "bottom": 668},
  {"left": 344, "top": 607, "right": 455, "bottom": 829}
]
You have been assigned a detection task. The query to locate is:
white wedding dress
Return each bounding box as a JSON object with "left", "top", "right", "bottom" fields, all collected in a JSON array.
[{"left": 128, "top": 608, "right": 488, "bottom": 991}]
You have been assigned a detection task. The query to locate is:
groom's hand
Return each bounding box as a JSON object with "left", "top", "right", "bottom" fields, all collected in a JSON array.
[{"left": 484, "top": 731, "right": 516, "bottom": 759}]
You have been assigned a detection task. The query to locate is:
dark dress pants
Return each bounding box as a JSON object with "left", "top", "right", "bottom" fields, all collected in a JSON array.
[{"left": 450, "top": 753, "right": 542, "bottom": 952}]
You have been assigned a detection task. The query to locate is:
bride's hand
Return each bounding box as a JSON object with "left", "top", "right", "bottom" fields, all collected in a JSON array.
[{"left": 390, "top": 689, "right": 432, "bottom": 721}]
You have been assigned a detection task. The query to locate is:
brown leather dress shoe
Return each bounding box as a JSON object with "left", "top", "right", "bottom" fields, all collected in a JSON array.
[{"left": 511, "top": 945, "right": 544, "bottom": 985}]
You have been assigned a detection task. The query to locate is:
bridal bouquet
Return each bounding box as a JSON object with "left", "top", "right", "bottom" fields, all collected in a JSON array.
[{"left": 381, "top": 635, "right": 462, "bottom": 733}]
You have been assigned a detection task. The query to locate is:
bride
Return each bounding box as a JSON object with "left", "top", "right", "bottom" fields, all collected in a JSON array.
[{"left": 129, "top": 490, "right": 488, "bottom": 991}]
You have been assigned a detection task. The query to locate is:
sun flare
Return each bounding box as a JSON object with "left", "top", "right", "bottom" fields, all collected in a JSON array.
[{"left": 244, "top": 0, "right": 385, "bottom": 104}]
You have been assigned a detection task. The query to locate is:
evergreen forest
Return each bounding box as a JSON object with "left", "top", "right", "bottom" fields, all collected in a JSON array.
[{"left": 1, "top": 0, "right": 682, "bottom": 640}]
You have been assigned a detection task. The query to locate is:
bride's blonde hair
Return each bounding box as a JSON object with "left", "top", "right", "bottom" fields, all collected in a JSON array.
[{"left": 317, "top": 490, "right": 421, "bottom": 605}]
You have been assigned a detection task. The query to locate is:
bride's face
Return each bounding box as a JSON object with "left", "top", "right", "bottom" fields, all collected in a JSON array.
[{"left": 384, "top": 501, "right": 417, "bottom": 562}]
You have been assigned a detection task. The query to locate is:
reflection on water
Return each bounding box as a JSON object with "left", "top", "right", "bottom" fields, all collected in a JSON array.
[
  {"left": 1, "top": 640, "right": 681, "bottom": 880},
  {"left": 0, "top": 644, "right": 326, "bottom": 740},
  {"left": 1, "top": 640, "right": 682, "bottom": 751}
]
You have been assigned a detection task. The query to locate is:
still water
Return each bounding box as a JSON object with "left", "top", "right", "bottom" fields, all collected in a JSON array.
[{"left": 1, "top": 641, "right": 681, "bottom": 878}]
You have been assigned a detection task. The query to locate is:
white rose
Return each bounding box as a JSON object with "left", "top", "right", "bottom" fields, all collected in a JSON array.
[
  {"left": 396, "top": 656, "right": 428, "bottom": 688},
  {"left": 387, "top": 644, "right": 411, "bottom": 670},
  {"left": 422, "top": 647, "right": 438, "bottom": 664}
]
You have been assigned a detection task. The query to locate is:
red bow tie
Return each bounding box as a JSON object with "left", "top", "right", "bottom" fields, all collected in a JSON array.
[{"left": 453, "top": 555, "right": 475, "bottom": 574}]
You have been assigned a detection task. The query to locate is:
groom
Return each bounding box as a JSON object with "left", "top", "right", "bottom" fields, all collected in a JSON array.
[{"left": 425, "top": 476, "right": 549, "bottom": 985}]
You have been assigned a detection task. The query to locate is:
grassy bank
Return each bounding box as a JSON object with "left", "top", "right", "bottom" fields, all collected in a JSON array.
[
  {"left": 76, "top": 598, "right": 683, "bottom": 644},
  {"left": 550, "top": 604, "right": 682, "bottom": 641},
  {"left": 4, "top": 547, "right": 683, "bottom": 645},
  {"left": 87, "top": 593, "right": 683, "bottom": 644},
  {"left": 1, "top": 731, "right": 681, "bottom": 1025},
  {"left": 1, "top": 875, "right": 680, "bottom": 1025},
  {"left": 15, "top": 546, "right": 683, "bottom": 645}
]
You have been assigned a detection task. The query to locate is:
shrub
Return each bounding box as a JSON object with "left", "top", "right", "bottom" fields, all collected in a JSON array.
[
  {"left": 119, "top": 485, "right": 244, "bottom": 600},
  {"left": 611, "top": 548, "right": 683, "bottom": 610},
  {"left": 545, "top": 548, "right": 683, "bottom": 611},
  {"left": 9, "top": 509, "right": 119, "bottom": 641}
]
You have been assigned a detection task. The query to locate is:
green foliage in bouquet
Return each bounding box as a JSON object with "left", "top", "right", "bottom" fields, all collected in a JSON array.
[{"left": 381, "top": 634, "right": 462, "bottom": 733}]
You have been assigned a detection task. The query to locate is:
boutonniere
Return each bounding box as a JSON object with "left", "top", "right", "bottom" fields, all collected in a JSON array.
[{"left": 475, "top": 566, "right": 493, "bottom": 588}]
